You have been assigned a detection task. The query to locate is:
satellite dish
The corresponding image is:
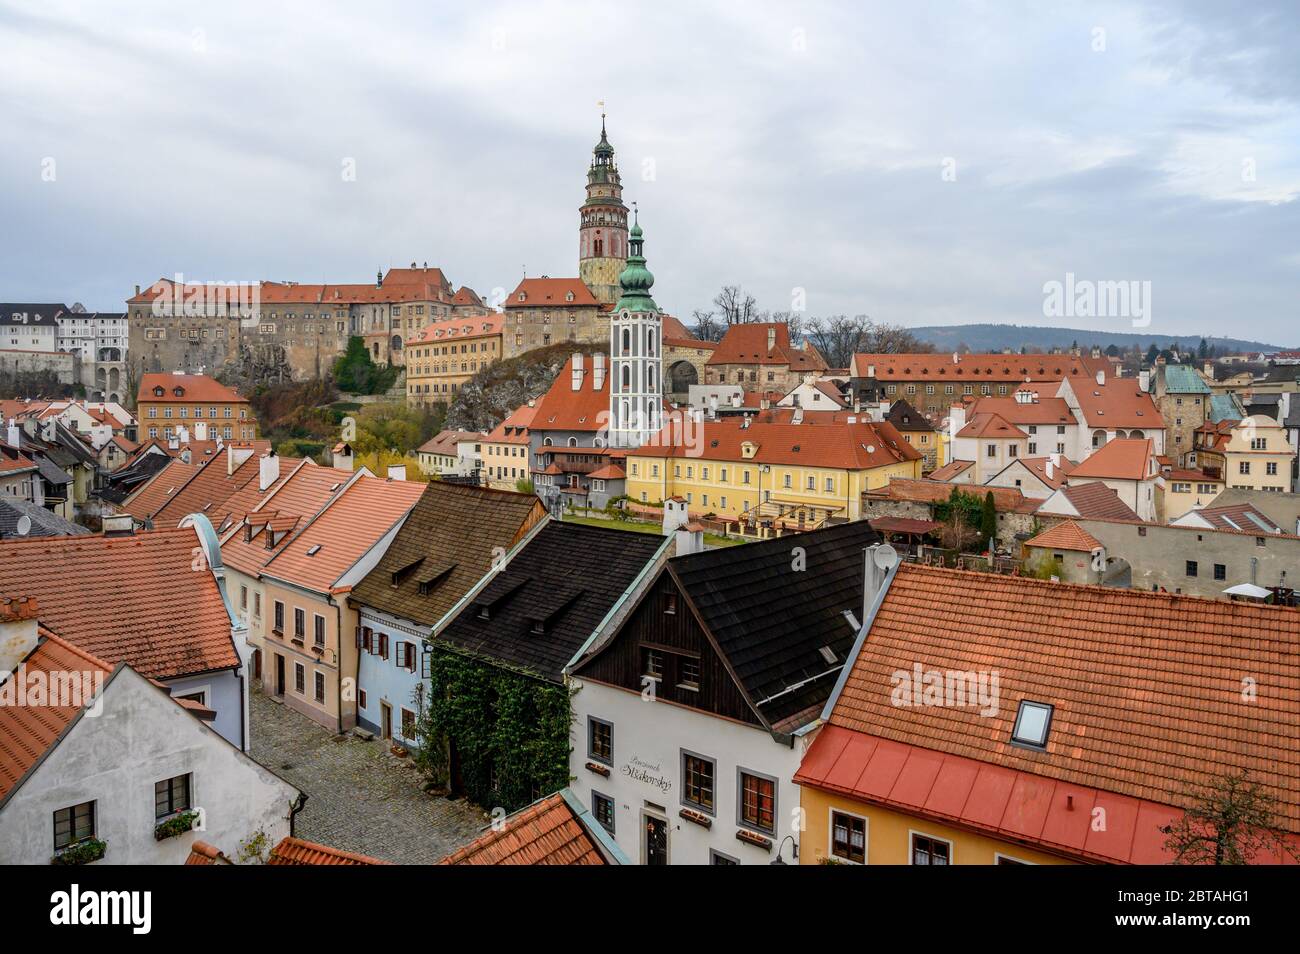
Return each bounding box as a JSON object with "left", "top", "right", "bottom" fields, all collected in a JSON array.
[
  {"left": 16, "top": 515, "right": 32, "bottom": 537},
  {"left": 872, "top": 543, "right": 899, "bottom": 571}
]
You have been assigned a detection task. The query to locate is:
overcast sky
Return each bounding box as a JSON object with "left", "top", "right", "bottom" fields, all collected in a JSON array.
[{"left": 2, "top": 0, "right": 1297, "bottom": 343}]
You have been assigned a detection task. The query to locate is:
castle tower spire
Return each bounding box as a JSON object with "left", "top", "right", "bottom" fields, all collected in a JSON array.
[
  {"left": 579, "top": 114, "right": 628, "bottom": 306},
  {"left": 609, "top": 208, "right": 662, "bottom": 450}
]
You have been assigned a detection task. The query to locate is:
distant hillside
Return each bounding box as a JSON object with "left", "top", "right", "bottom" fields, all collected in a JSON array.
[{"left": 908, "top": 324, "right": 1291, "bottom": 354}]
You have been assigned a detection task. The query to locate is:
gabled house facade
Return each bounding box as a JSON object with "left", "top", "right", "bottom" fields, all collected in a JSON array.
[
  {"left": 348, "top": 482, "right": 547, "bottom": 748},
  {"left": 0, "top": 597, "right": 297, "bottom": 866},
  {"left": 568, "top": 521, "right": 884, "bottom": 864}
]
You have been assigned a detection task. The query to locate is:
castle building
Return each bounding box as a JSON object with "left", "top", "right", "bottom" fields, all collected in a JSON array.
[
  {"left": 608, "top": 212, "right": 663, "bottom": 449},
  {"left": 578, "top": 115, "right": 629, "bottom": 307}
]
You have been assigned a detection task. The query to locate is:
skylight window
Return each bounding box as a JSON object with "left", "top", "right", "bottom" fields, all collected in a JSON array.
[
  {"left": 818, "top": 645, "right": 837, "bottom": 665},
  {"left": 306, "top": 544, "right": 321, "bottom": 556},
  {"left": 1011, "top": 700, "right": 1053, "bottom": 748}
]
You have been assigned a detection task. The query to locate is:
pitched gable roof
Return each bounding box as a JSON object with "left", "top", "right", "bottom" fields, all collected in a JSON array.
[
  {"left": 267, "top": 837, "right": 390, "bottom": 866},
  {"left": 1068, "top": 438, "right": 1154, "bottom": 481},
  {"left": 0, "top": 527, "right": 240, "bottom": 679},
  {"left": 120, "top": 459, "right": 202, "bottom": 521},
  {"left": 137, "top": 373, "right": 248, "bottom": 405},
  {"left": 529, "top": 355, "right": 613, "bottom": 433},
  {"left": 0, "top": 627, "right": 113, "bottom": 802},
  {"left": 661, "top": 521, "right": 881, "bottom": 732},
  {"left": 813, "top": 563, "right": 1300, "bottom": 846},
  {"left": 1024, "top": 519, "right": 1102, "bottom": 552},
  {"left": 956, "top": 411, "right": 1026, "bottom": 439},
  {"left": 351, "top": 482, "right": 545, "bottom": 626},
  {"left": 1052, "top": 481, "right": 1141, "bottom": 520},
  {"left": 707, "top": 323, "right": 827, "bottom": 371},
  {"left": 437, "top": 522, "right": 665, "bottom": 684},
  {"left": 437, "top": 789, "right": 616, "bottom": 865},
  {"left": 262, "top": 475, "right": 425, "bottom": 593},
  {"left": 504, "top": 277, "right": 598, "bottom": 308}
]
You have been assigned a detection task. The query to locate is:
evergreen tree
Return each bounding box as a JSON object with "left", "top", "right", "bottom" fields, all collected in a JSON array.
[{"left": 980, "top": 491, "right": 997, "bottom": 550}]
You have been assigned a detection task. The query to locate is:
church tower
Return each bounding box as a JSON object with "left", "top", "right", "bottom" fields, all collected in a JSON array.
[
  {"left": 609, "top": 208, "right": 663, "bottom": 449},
  {"left": 579, "top": 114, "right": 629, "bottom": 306}
]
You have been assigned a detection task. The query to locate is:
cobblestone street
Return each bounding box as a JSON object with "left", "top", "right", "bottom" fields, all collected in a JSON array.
[{"left": 249, "top": 688, "right": 485, "bottom": 864}]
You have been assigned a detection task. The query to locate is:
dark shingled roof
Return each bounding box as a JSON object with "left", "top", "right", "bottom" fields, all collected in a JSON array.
[
  {"left": 885, "top": 397, "right": 935, "bottom": 432},
  {"left": 667, "top": 520, "right": 882, "bottom": 731},
  {"left": 351, "top": 482, "right": 546, "bottom": 627},
  {"left": 435, "top": 521, "right": 665, "bottom": 683},
  {"left": 0, "top": 497, "right": 90, "bottom": 540}
]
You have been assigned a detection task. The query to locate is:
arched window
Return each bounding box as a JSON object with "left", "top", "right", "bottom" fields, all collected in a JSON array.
[
  {"left": 567, "top": 437, "right": 578, "bottom": 447},
  {"left": 621, "top": 365, "right": 630, "bottom": 390},
  {"left": 543, "top": 437, "right": 553, "bottom": 446},
  {"left": 621, "top": 328, "right": 630, "bottom": 354},
  {"left": 646, "top": 329, "right": 655, "bottom": 355}
]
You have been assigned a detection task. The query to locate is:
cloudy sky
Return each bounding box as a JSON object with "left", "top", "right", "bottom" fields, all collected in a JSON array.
[{"left": 2, "top": 0, "right": 1297, "bottom": 343}]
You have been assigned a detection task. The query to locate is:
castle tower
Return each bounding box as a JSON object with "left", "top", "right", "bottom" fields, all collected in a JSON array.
[
  {"left": 609, "top": 208, "right": 663, "bottom": 449},
  {"left": 578, "top": 114, "right": 629, "bottom": 306}
]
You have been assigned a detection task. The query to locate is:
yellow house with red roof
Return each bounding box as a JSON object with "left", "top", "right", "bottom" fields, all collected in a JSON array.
[
  {"left": 625, "top": 412, "right": 922, "bottom": 532},
  {"left": 137, "top": 372, "right": 257, "bottom": 441}
]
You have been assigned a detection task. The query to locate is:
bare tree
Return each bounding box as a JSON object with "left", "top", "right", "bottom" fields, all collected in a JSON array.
[
  {"left": 805, "top": 314, "right": 870, "bottom": 368},
  {"left": 1160, "top": 770, "right": 1298, "bottom": 865},
  {"left": 713, "top": 285, "right": 761, "bottom": 325},
  {"left": 690, "top": 308, "right": 725, "bottom": 343},
  {"left": 935, "top": 507, "right": 981, "bottom": 554}
]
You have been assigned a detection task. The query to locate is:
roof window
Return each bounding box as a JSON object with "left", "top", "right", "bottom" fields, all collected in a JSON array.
[{"left": 1011, "top": 700, "right": 1053, "bottom": 748}]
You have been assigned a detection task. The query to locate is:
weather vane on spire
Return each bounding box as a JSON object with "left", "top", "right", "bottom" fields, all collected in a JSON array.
[{"left": 632, "top": 200, "right": 638, "bottom": 224}]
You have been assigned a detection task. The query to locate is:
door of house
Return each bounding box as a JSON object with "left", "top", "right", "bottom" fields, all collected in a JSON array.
[
  {"left": 644, "top": 814, "right": 668, "bottom": 866},
  {"left": 380, "top": 701, "right": 392, "bottom": 740},
  {"left": 274, "top": 653, "right": 285, "bottom": 696},
  {"left": 252, "top": 648, "right": 262, "bottom": 681}
]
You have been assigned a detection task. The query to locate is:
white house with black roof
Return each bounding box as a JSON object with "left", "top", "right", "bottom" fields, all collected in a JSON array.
[{"left": 566, "top": 520, "right": 884, "bottom": 865}]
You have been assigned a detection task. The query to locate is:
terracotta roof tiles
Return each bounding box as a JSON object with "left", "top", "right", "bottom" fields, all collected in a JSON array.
[
  {"left": 1024, "top": 519, "right": 1102, "bottom": 552},
  {"left": 267, "top": 836, "right": 390, "bottom": 865},
  {"left": 0, "top": 527, "right": 240, "bottom": 679},
  {"left": 438, "top": 791, "right": 609, "bottom": 865}
]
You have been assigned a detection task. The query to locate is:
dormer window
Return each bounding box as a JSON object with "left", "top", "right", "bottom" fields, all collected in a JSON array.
[
  {"left": 153, "top": 387, "right": 164, "bottom": 397},
  {"left": 517, "top": 292, "right": 526, "bottom": 302},
  {"left": 565, "top": 291, "right": 574, "bottom": 302},
  {"left": 1011, "top": 700, "right": 1053, "bottom": 748}
]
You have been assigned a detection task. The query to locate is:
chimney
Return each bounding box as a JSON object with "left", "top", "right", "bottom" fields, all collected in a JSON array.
[
  {"left": 1203, "top": 360, "right": 1213, "bottom": 377},
  {"left": 949, "top": 404, "right": 967, "bottom": 437},
  {"left": 766, "top": 327, "right": 776, "bottom": 351},
  {"left": 1095, "top": 369, "right": 1105, "bottom": 386},
  {"left": 259, "top": 451, "right": 280, "bottom": 491},
  {"left": 791, "top": 407, "right": 804, "bottom": 425},
  {"left": 571, "top": 353, "right": 584, "bottom": 391},
  {"left": 1138, "top": 368, "right": 1150, "bottom": 393},
  {"left": 1045, "top": 459, "right": 1054, "bottom": 481},
  {"left": 193, "top": 420, "right": 208, "bottom": 442},
  {"left": 0, "top": 597, "right": 41, "bottom": 675},
  {"left": 101, "top": 514, "right": 135, "bottom": 536},
  {"left": 387, "top": 464, "right": 407, "bottom": 481},
  {"left": 867, "top": 364, "right": 876, "bottom": 378},
  {"left": 592, "top": 353, "right": 606, "bottom": 391},
  {"left": 333, "top": 442, "right": 354, "bottom": 471},
  {"left": 134, "top": 284, "right": 141, "bottom": 296},
  {"left": 229, "top": 443, "right": 255, "bottom": 475},
  {"left": 662, "top": 496, "right": 688, "bottom": 535},
  {"left": 5, "top": 418, "right": 18, "bottom": 449}
]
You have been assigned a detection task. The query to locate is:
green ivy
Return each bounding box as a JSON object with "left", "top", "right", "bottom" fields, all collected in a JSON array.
[{"left": 414, "top": 645, "right": 572, "bottom": 812}]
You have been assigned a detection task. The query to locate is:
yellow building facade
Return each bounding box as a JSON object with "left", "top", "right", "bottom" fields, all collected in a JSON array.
[
  {"left": 624, "top": 425, "right": 922, "bottom": 526},
  {"left": 405, "top": 315, "right": 503, "bottom": 407},
  {"left": 799, "top": 787, "right": 1072, "bottom": 865}
]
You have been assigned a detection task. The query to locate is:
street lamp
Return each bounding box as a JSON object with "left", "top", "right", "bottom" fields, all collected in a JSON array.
[{"left": 769, "top": 835, "right": 799, "bottom": 865}]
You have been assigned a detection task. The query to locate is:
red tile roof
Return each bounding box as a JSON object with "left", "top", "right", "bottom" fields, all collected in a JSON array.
[
  {"left": 120, "top": 459, "right": 202, "bottom": 521},
  {"left": 1063, "top": 377, "right": 1163, "bottom": 431},
  {"left": 965, "top": 394, "right": 1074, "bottom": 426},
  {"left": 956, "top": 411, "right": 1026, "bottom": 439},
  {"left": 1011, "top": 455, "right": 1075, "bottom": 490},
  {"left": 0, "top": 527, "right": 240, "bottom": 679},
  {"left": 529, "top": 355, "right": 614, "bottom": 433},
  {"left": 150, "top": 446, "right": 276, "bottom": 527},
  {"left": 0, "top": 628, "right": 113, "bottom": 802},
  {"left": 1068, "top": 438, "right": 1154, "bottom": 481},
  {"left": 634, "top": 417, "right": 922, "bottom": 471},
  {"left": 266, "top": 836, "right": 391, "bottom": 865},
  {"left": 851, "top": 352, "right": 1109, "bottom": 382},
  {"left": 928, "top": 459, "right": 973, "bottom": 481},
  {"left": 1024, "top": 519, "right": 1102, "bottom": 552},
  {"left": 438, "top": 792, "right": 609, "bottom": 865},
  {"left": 261, "top": 475, "right": 425, "bottom": 593},
  {"left": 406, "top": 314, "right": 503, "bottom": 346},
  {"left": 587, "top": 462, "right": 626, "bottom": 480},
  {"left": 218, "top": 464, "right": 351, "bottom": 576},
  {"left": 137, "top": 373, "right": 248, "bottom": 406},
  {"left": 183, "top": 841, "right": 232, "bottom": 865},
  {"left": 817, "top": 563, "right": 1300, "bottom": 842},
  {"left": 707, "top": 322, "right": 827, "bottom": 371},
  {"left": 504, "top": 277, "right": 599, "bottom": 308},
  {"left": 868, "top": 477, "right": 1037, "bottom": 513},
  {"left": 1051, "top": 481, "right": 1140, "bottom": 520}
]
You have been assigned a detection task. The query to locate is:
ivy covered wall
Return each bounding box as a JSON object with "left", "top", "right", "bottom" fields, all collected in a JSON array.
[{"left": 414, "top": 644, "right": 572, "bottom": 812}]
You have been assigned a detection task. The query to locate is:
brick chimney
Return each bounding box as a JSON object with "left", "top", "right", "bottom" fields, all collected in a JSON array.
[{"left": 259, "top": 451, "right": 280, "bottom": 491}]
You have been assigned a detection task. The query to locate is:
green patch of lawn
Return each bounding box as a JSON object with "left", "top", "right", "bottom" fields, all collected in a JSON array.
[{"left": 560, "top": 513, "right": 749, "bottom": 548}]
